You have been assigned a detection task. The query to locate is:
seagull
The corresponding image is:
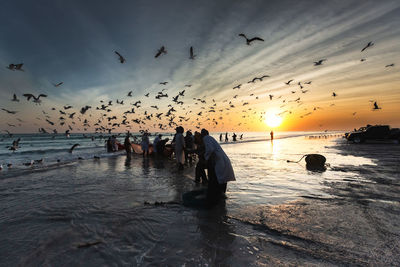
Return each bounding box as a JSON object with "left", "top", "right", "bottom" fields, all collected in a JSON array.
[
  {"left": 285, "top": 79, "right": 293, "bottom": 85},
  {"left": 361, "top": 42, "right": 373, "bottom": 52},
  {"left": 314, "top": 59, "right": 326, "bottom": 66},
  {"left": 238, "top": 33, "right": 264, "bottom": 45},
  {"left": 127, "top": 91, "right": 132, "bottom": 97},
  {"left": 385, "top": 63, "right": 395, "bottom": 67},
  {"left": 185, "top": 84, "right": 192, "bottom": 87},
  {"left": 373, "top": 101, "right": 381, "bottom": 110},
  {"left": 1, "top": 108, "right": 18, "bottom": 114},
  {"left": 6, "top": 64, "right": 16, "bottom": 70},
  {"left": 159, "top": 82, "right": 168, "bottom": 85},
  {"left": 64, "top": 105, "right": 73, "bottom": 109},
  {"left": 304, "top": 81, "right": 312, "bottom": 85},
  {"left": 15, "top": 63, "right": 24, "bottom": 71},
  {"left": 53, "top": 82, "right": 63, "bottom": 87},
  {"left": 189, "top": 46, "right": 196, "bottom": 60},
  {"left": 332, "top": 92, "right": 337, "bottom": 97},
  {"left": 115, "top": 51, "right": 126, "bottom": 63},
  {"left": 23, "top": 94, "right": 47, "bottom": 104},
  {"left": 11, "top": 94, "right": 19, "bottom": 102},
  {"left": 144, "top": 93, "right": 149, "bottom": 97},
  {"left": 233, "top": 84, "right": 241, "bottom": 89},
  {"left": 69, "top": 143, "right": 80, "bottom": 153},
  {"left": 155, "top": 46, "right": 167, "bottom": 58}
]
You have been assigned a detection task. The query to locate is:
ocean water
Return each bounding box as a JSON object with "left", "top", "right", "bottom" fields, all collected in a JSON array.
[{"left": 1, "top": 132, "right": 399, "bottom": 266}]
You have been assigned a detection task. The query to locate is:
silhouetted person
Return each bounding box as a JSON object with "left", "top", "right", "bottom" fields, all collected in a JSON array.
[
  {"left": 124, "top": 132, "right": 132, "bottom": 158},
  {"left": 232, "top": 133, "right": 237, "bottom": 142},
  {"left": 225, "top": 132, "right": 228, "bottom": 142},
  {"left": 193, "top": 131, "right": 208, "bottom": 184},
  {"left": 240, "top": 134, "right": 243, "bottom": 140},
  {"left": 175, "top": 126, "right": 185, "bottom": 170},
  {"left": 219, "top": 133, "right": 223, "bottom": 142},
  {"left": 270, "top": 131, "right": 274, "bottom": 141},
  {"left": 153, "top": 134, "right": 162, "bottom": 154},
  {"left": 202, "top": 129, "right": 235, "bottom": 207},
  {"left": 184, "top": 130, "right": 194, "bottom": 164},
  {"left": 141, "top": 132, "right": 149, "bottom": 157}
]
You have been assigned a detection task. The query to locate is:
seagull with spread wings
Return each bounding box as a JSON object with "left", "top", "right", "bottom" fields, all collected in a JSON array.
[
  {"left": 238, "top": 33, "right": 264, "bottom": 45},
  {"left": 23, "top": 93, "right": 47, "bottom": 104},
  {"left": 115, "top": 51, "right": 126, "bottom": 63}
]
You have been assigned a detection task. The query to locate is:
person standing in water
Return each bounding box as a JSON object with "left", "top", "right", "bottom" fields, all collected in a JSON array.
[
  {"left": 270, "top": 130, "right": 274, "bottom": 141},
  {"left": 174, "top": 126, "right": 185, "bottom": 170},
  {"left": 201, "top": 129, "right": 235, "bottom": 206},
  {"left": 141, "top": 131, "right": 150, "bottom": 157},
  {"left": 124, "top": 132, "right": 132, "bottom": 158}
]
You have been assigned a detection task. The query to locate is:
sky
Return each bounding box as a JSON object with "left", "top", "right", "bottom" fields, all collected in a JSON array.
[{"left": 0, "top": 0, "right": 399, "bottom": 133}]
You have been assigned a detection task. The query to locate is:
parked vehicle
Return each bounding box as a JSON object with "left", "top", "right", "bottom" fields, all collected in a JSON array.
[{"left": 346, "top": 125, "right": 400, "bottom": 143}]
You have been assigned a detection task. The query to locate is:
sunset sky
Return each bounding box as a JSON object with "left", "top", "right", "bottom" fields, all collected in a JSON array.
[{"left": 1, "top": 0, "right": 399, "bottom": 133}]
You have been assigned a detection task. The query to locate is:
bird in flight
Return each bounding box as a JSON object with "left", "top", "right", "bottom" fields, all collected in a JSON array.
[
  {"left": 127, "top": 91, "right": 132, "bottom": 97},
  {"left": 361, "top": 42, "right": 374, "bottom": 52},
  {"left": 233, "top": 84, "right": 241, "bottom": 89},
  {"left": 69, "top": 144, "right": 80, "bottom": 153},
  {"left": 11, "top": 94, "right": 19, "bottom": 102},
  {"left": 189, "top": 46, "right": 196, "bottom": 60},
  {"left": 6, "top": 63, "right": 24, "bottom": 71},
  {"left": 332, "top": 92, "right": 337, "bottom": 97},
  {"left": 159, "top": 82, "right": 168, "bottom": 85},
  {"left": 115, "top": 51, "right": 126, "bottom": 63},
  {"left": 23, "top": 93, "right": 47, "bottom": 104},
  {"left": 1, "top": 108, "right": 18, "bottom": 114},
  {"left": 155, "top": 46, "right": 167, "bottom": 58},
  {"left": 6, "top": 64, "right": 16, "bottom": 70},
  {"left": 373, "top": 101, "right": 381, "bottom": 110},
  {"left": 53, "top": 82, "right": 63, "bottom": 87},
  {"left": 313, "top": 59, "right": 326, "bottom": 66},
  {"left": 238, "top": 33, "right": 264, "bottom": 45},
  {"left": 385, "top": 63, "right": 395, "bottom": 67},
  {"left": 285, "top": 79, "right": 293, "bottom": 85}
]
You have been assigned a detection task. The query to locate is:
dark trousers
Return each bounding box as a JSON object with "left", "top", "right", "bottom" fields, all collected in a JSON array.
[
  {"left": 206, "top": 160, "right": 227, "bottom": 207},
  {"left": 195, "top": 161, "right": 207, "bottom": 183}
]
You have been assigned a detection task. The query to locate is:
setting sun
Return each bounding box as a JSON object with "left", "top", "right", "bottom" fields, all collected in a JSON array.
[{"left": 265, "top": 112, "right": 283, "bottom": 128}]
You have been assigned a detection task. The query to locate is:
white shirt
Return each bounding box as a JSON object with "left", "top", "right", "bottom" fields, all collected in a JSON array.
[{"left": 203, "top": 135, "right": 235, "bottom": 184}]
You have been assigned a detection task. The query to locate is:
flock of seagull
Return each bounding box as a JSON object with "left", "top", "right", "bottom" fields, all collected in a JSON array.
[{"left": 1, "top": 33, "right": 395, "bottom": 154}]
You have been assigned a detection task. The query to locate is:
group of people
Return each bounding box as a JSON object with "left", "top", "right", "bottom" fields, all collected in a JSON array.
[
  {"left": 219, "top": 132, "right": 243, "bottom": 142},
  {"left": 112, "top": 127, "right": 236, "bottom": 207}
]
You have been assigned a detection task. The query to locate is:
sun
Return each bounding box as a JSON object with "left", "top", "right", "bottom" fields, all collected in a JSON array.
[{"left": 264, "top": 112, "right": 283, "bottom": 128}]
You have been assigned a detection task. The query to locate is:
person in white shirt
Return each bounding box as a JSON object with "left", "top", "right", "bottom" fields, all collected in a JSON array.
[
  {"left": 174, "top": 126, "right": 185, "bottom": 170},
  {"left": 201, "top": 129, "right": 235, "bottom": 206}
]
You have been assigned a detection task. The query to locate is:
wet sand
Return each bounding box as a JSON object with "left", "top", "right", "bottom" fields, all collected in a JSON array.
[{"left": 1, "top": 137, "right": 399, "bottom": 266}]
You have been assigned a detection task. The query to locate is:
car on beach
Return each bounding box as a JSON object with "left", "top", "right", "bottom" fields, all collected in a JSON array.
[{"left": 346, "top": 125, "right": 400, "bottom": 143}]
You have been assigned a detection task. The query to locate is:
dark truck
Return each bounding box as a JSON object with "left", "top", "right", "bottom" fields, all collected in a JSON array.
[{"left": 346, "top": 125, "right": 400, "bottom": 143}]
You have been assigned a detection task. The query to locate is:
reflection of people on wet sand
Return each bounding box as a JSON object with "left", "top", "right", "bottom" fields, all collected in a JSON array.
[
  {"left": 270, "top": 130, "right": 274, "bottom": 141},
  {"left": 202, "top": 129, "right": 235, "bottom": 206}
]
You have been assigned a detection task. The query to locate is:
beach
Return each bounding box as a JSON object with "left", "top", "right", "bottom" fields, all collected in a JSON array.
[{"left": 1, "top": 133, "right": 399, "bottom": 266}]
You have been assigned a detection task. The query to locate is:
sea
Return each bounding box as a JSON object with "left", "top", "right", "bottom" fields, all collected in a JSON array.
[{"left": 1, "top": 131, "right": 399, "bottom": 266}]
